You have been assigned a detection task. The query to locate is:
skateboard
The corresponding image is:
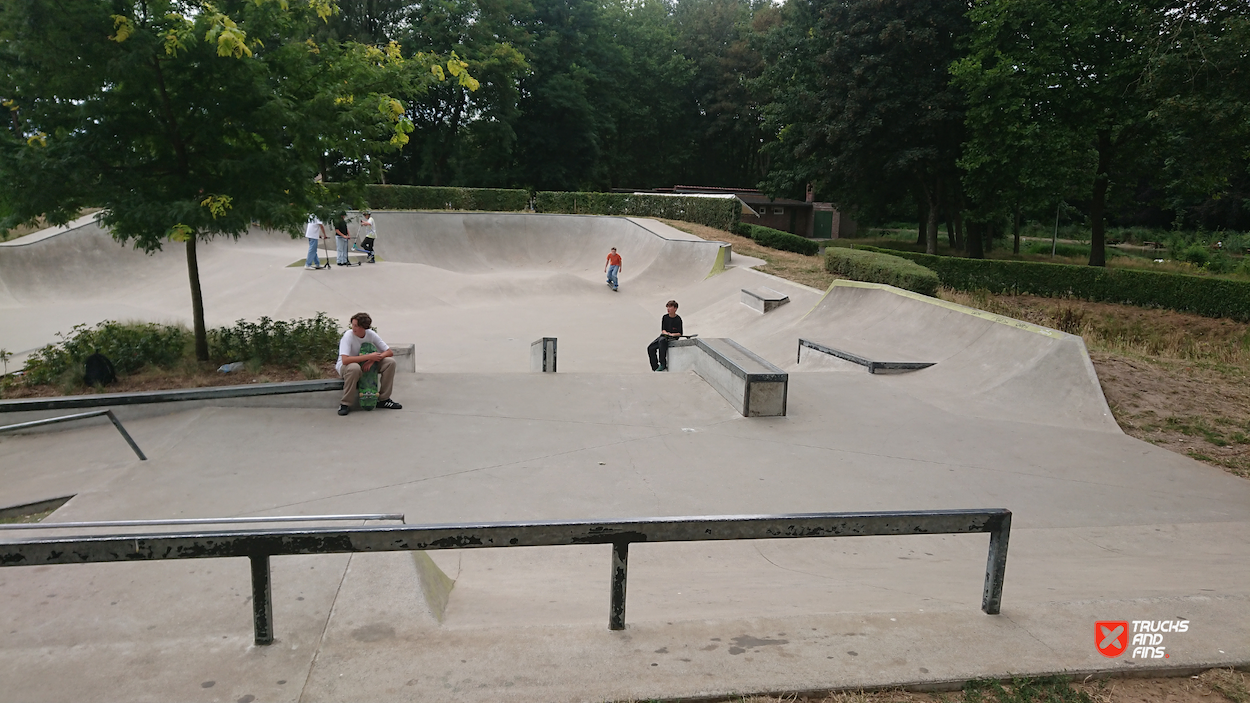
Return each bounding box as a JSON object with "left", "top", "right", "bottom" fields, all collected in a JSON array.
[{"left": 358, "top": 342, "right": 379, "bottom": 410}]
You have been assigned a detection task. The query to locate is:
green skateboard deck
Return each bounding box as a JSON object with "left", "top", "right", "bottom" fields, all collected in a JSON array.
[{"left": 358, "top": 342, "right": 379, "bottom": 410}]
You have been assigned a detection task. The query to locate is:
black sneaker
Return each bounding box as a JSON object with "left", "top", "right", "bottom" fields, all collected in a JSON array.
[
  {"left": 378, "top": 398, "right": 402, "bottom": 410},
  {"left": 338, "top": 405, "right": 350, "bottom": 416}
]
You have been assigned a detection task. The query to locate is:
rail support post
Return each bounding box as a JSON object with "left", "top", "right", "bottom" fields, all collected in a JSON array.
[
  {"left": 609, "top": 541, "right": 629, "bottom": 630},
  {"left": 104, "top": 410, "right": 147, "bottom": 460},
  {"left": 981, "top": 511, "right": 1011, "bottom": 614},
  {"left": 250, "top": 554, "right": 274, "bottom": 645}
]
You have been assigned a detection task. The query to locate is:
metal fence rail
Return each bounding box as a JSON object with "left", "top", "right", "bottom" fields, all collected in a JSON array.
[
  {"left": 0, "top": 509, "right": 1011, "bottom": 644},
  {"left": 0, "top": 513, "right": 406, "bottom": 531},
  {"left": 0, "top": 409, "right": 146, "bottom": 460}
]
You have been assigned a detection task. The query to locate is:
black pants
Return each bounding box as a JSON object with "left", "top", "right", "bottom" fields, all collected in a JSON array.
[
  {"left": 360, "top": 236, "right": 375, "bottom": 261},
  {"left": 648, "top": 336, "right": 671, "bottom": 370}
]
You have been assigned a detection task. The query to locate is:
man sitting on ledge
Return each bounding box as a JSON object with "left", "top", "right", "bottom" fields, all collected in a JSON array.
[
  {"left": 648, "top": 300, "right": 683, "bottom": 372},
  {"left": 337, "top": 312, "right": 402, "bottom": 415}
]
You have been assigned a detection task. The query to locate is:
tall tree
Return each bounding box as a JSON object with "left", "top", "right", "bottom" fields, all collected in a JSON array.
[
  {"left": 956, "top": 0, "right": 1159, "bottom": 266},
  {"left": 760, "top": 0, "right": 968, "bottom": 253},
  {"left": 0, "top": 0, "right": 473, "bottom": 358}
]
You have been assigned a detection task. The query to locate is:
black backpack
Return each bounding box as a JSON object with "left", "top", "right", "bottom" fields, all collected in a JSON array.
[{"left": 84, "top": 352, "right": 116, "bottom": 386}]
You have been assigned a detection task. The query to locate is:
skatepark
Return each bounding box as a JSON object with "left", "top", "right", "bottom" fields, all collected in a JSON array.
[{"left": 1, "top": 212, "right": 1248, "bottom": 702}]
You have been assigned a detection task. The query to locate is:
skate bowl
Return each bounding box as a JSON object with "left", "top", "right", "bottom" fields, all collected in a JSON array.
[{"left": 0, "top": 211, "right": 1248, "bottom": 703}]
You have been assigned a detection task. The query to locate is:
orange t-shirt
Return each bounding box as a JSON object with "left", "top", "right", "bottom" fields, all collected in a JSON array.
[{"left": 606, "top": 252, "right": 622, "bottom": 266}]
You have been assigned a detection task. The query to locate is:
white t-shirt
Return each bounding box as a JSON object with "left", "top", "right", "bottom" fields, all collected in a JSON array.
[
  {"left": 305, "top": 217, "right": 325, "bottom": 239},
  {"left": 337, "top": 329, "right": 390, "bottom": 373},
  {"left": 359, "top": 216, "right": 376, "bottom": 239}
]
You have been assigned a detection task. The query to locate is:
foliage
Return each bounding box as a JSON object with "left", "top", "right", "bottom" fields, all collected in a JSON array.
[
  {"left": 858, "top": 246, "right": 1250, "bottom": 321},
  {"left": 736, "top": 222, "right": 819, "bottom": 255},
  {"left": 208, "top": 313, "right": 342, "bottom": 368},
  {"left": 22, "top": 321, "right": 190, "bottom": 386},
  {"left": 824, "top": 248, "right": 940, "bottom": 296},
  {"left": 534, "top": 192, "right": 741, "bottom": 230},
  {"left": 0, "top": 0, "right": 476, "bottom": 360},
  {"left": 963, "top": 676, "right": 1093, "bottom": 703},
  {"left": 760, "top": 0, "right": 968, "bottom": 253},
  {"left": 359, "top": 184, "right": 528, "bottom": 211}
]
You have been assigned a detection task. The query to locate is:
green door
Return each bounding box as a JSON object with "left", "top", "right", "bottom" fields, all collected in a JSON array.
[{"left": 813, "top": 210, "right": 834, "bottom": 238}]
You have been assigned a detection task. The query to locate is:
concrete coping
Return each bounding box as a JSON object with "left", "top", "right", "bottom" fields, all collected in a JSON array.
[
  {"left": 797, "top": 338, "right": 935, "bottom": 374},
  {"left": 740, "top": 287, "right": 789, "bottom": 303}
]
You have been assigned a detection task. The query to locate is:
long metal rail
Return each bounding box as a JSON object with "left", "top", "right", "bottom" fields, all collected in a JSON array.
[
  {"left": 0, "top": 509, "right": 1011, "bottom": 644},
  {"left": 0, "top": 409, "right": 146, "bottom": 460},
  {"left": 0, "top": 513, "right": 406, "bottom": 531}
]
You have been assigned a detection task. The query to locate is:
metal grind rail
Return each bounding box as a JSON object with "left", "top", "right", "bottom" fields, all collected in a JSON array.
[
  {"left": 0, "top": 409, "right": 146, "bottom": 460},
  {"left": 0, "top": 509, "right": 1011, "bottom": 644},
  {"left": 0, "top": 513, "right": 406, "bottom": 531}
]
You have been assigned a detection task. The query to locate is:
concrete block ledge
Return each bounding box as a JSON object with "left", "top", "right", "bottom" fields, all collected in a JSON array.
[
  {"left": 0, "top": 379, "right": 345, "bottom": 414},
  {"left": 668, "top": 337, "right": 788, "bottom": 416},
  {"left": 741, "top": 287, "right": 790, "bottom": 313}
]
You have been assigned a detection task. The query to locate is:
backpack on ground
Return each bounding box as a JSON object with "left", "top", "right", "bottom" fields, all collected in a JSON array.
[{"left": 84, "top": 352, "right": 117, "bottom": 386}]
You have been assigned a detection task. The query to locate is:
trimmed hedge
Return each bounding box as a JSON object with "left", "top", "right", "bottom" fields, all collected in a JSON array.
[
  {"left": 857, "top": 246, "right": 1250, "bottom": 321},
  {"left": 534, "top": 191, "right": 740, "bottom": 231},
  {"left": 824, "top": 248, "right": 940, "bottom": 297},
  {"left": 362, "top": 184, "right": 529, "bottom": 212},
  {"left": 736, "top": 222, "right": 820, "bottom": 255}
]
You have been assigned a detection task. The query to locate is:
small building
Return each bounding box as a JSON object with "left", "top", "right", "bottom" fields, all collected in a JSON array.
[{"left": 628, "top": 185, "right": 856, "bottom": 239}]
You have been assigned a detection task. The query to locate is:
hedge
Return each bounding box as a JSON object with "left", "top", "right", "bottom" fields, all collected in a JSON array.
[
  {"left": 361, "top": 184, "right": 529, "bottom": 212},
  {"left": 824, "top": 248, "right": 940, "bottom": 297},
  {"left": 534, "top": 191, "right": 740, "bottom": 231},
  {"left": 856, "top": 246, "right": 1250, "bottom": 321},
  {"left": 736, "top": 222, "right": 820, "bottom": 255}
]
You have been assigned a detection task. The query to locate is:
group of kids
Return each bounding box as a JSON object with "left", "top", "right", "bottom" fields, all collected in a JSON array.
[
  {"left": 305, "top": 211, "right": 378, "bottom": 269},
  {"left": 331, "top": 245, "right": 684, "bottom": 416}
]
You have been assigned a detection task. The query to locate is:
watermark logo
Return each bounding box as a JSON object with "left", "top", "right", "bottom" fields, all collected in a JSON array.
[
  {"left": 1096, "top": 621, "right": 1128, "bottom": 657},
  {"left": 1096, "top": 620, "right": 1188, "bottom": 658}
]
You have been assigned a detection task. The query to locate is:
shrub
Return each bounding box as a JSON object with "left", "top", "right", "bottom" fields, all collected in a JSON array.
[
  {"left": 824, "top": 248, "right": 940, "bottom": 296},
  {"left": 1022, "top": 241, "right": 1090, "bottom": 258},
  {"left": 735, "top": 222, "right": 820, "bottom": 255},
  {"left": 1178, "top": 244, "right": 1211, "bottom": 267},
  {"left": 208, "top": 313, "right": 341, "bottom": 368},
  {"left": 534, "top": 191, "right": 741, "bottom": 231},
  {"left": 360, "top": 184, "right": 529, "bottom": 212},
  {"left": 857, "top": 246, "right": 1250, "bottom": 321},
  {"left": 22, "top": 321, "right": 190, "bottom": 386}
]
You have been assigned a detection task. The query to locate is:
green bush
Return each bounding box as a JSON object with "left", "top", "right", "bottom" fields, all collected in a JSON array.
[
  {"left": 735, "top": 222, "right": 820, "bottom": 255},
  {"left": 1178, "top": 243, "right": 1211, "bottom": 267},
  {"left": 824, "top": 248, "right": 940, "bottom": 296},
  {"left": 22, "top": 321, "right": 190, "bottom": 386},
  {"left": 208, "top": 313, "right": 341, "bottom": 368},
  {"left": 534, "top": 191, "right": 741, "bottom": 231},
  {"left": 1022, "top": 241, "right": 1090, "bottom": 258},
  {"left": 361, "top": 184, "right": 529, "bottom": 212},
  {"left": 857, "top": 246, "right": 1250, "bottom": 321}
]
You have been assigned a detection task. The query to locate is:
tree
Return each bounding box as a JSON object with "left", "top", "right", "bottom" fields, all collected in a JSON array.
[
  {"left": 0, "top": 0, "right": 474, "bottom": 359},
  {"left": 760, "top": 0, "right": 969, "bottom": 253},
  {"left": 955, "top": 0, "right": 1161, "bottom": 267}
]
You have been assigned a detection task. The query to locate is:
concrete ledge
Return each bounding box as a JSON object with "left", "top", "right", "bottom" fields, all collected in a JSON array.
[
  {"left": 668, "top": 338, "right": 787, "bottom": 416},
  {"left": 741, "top": 287, "right": 790, "bottom": 313},
  {"left": 392, "top": 344, "right": 416, "bottom": 373},
  {"left": 798, "top": 338, "right": 935, "bottom": 374},
  {"left": 0, "top": 379, "right": 344, "bottom": 414}
]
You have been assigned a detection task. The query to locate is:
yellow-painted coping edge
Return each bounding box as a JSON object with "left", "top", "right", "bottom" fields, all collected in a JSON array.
[
  {"left": 804, "top": 279, "right": 1065, "bottom": 339},
  {"left": 705, "top": 243, "right": 729, "bottom": 279}
]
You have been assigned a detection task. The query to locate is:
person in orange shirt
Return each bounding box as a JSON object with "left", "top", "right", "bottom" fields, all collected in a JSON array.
[{"left": 604, "top": 247, "right": 622, "bottom": 291}]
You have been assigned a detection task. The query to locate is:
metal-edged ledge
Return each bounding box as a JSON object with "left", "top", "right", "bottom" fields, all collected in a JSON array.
[{"left": 0, "top": 378, "right": 345, "bottom": 414}]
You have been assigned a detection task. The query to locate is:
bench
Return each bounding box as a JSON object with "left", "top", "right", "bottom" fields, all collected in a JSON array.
[
  {"left": 797, "top": 339, "right": 934, "bottom": 374},
  {"left": 740, "top": 287, "right": 790, "bottom": 313},
  {"left": 667, "top": 338, "right": 787, "bottom": 416}
]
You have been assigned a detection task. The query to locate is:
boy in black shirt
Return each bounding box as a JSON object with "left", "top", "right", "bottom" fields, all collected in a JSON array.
[{"left": 648, "top": 300, "right": 683, "bottom": 371}]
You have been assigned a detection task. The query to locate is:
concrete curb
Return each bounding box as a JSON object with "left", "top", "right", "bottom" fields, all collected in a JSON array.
[{"left": 0, "top": 378, "right": 344, "bottom": 414}]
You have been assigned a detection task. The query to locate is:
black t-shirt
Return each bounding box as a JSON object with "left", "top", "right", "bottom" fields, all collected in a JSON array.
[{"left": 661, "top": 313, "right": 683, "bottom": 336}]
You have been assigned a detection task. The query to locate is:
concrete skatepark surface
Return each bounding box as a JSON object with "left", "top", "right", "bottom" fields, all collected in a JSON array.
[{"left": 1, "top": 212, "right": 1248, "bottom": 702}]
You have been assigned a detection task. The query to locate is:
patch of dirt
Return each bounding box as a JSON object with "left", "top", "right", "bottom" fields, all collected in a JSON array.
[
  {"left": 1, "top": 361, "right": 337, "bottom": 399},
  {"left": 728, "top": 669, "right": 1249, "bottom": 703}
]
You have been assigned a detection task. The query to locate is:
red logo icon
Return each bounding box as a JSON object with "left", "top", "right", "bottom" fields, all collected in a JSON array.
[{"left": 1096, "top": 621, "right": 1129, "bottom": 657}]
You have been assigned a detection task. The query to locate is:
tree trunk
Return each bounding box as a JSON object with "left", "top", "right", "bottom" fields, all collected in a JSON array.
[
  {"left": 920, "top": 178, "right": 939, "bottom": 255},
  {"left": 984, "top": 221, "right": 993, "bottom": 253},
  {"left": 954, "top": 207, "right": 964, "bottom": 251},
  {"left": 916, "top": 198, "right": 926, "bottom": 247},
  {"left": 1012, "top": 203, "right": 1021, "bottom": 255},
  {"left": 186, "top": 237, "right": 209, "bottom": 361},
  {"left": 966, "top": 221, "right": 984, "bottom": 259},
  {"left": 1088, "top": 130, "right": 1112, "bottom": 267}
]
